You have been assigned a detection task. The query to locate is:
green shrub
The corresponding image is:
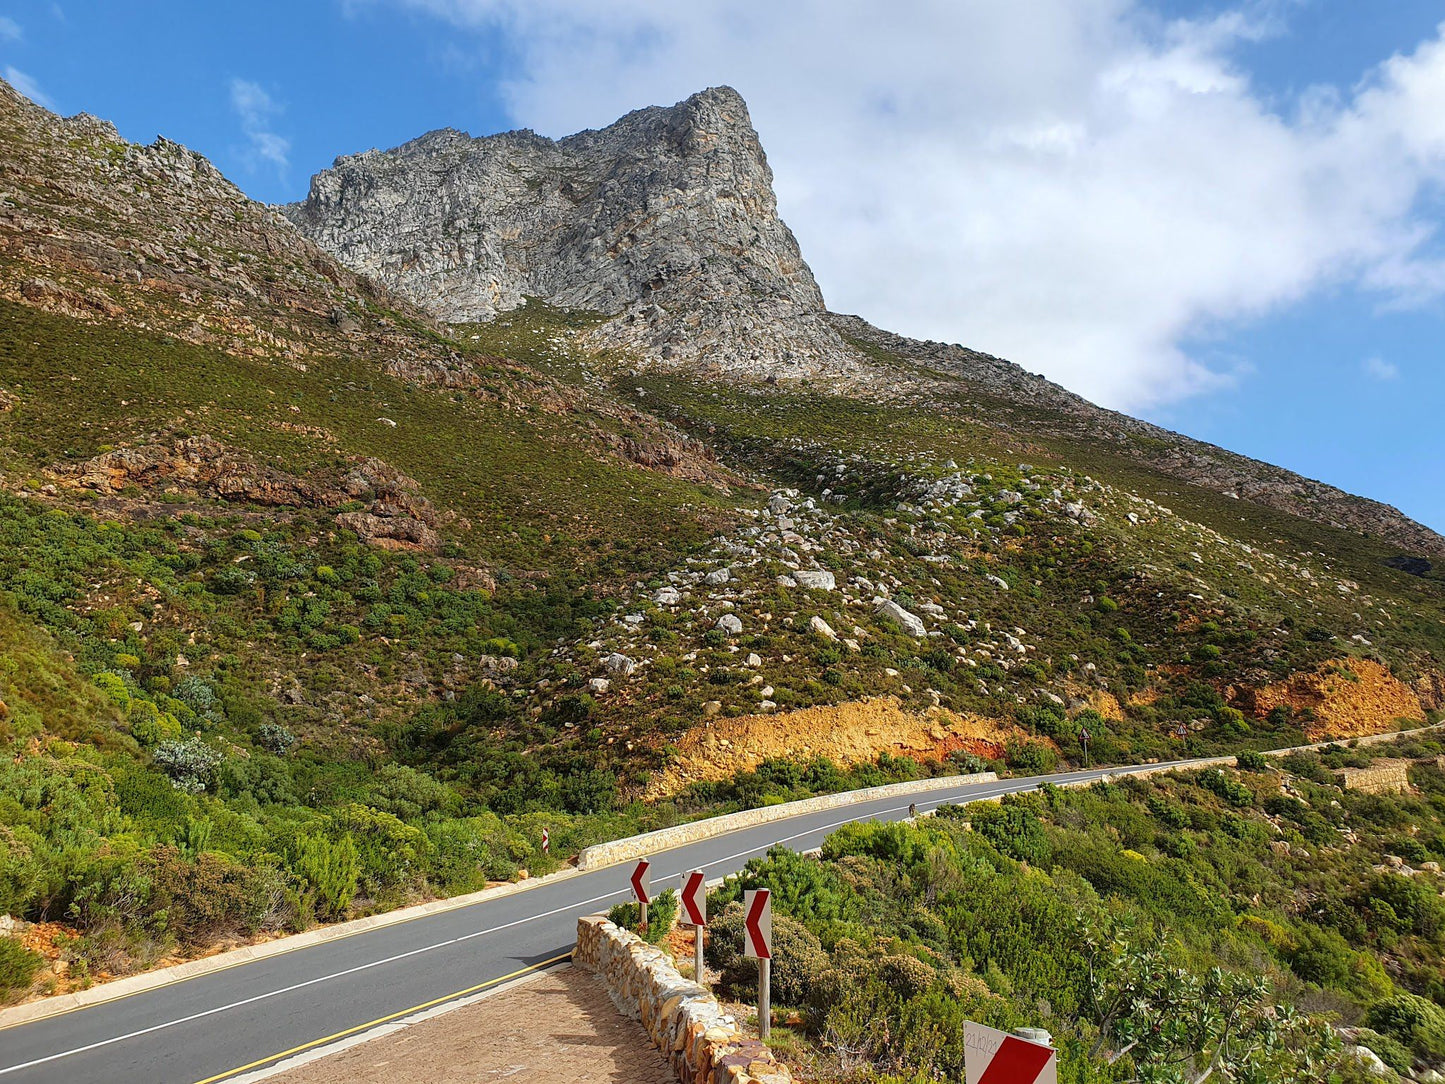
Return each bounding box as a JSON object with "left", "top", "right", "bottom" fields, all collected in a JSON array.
[
  {"left": 877, "top": 953, "right": 936, "bottom": 998},
  {"left": 1367, "top": 992, "right": 1445, "bottom": 1061},
  {"left": 709, "top": 847, "right": 851, "bottom": 925},
  {"left": 152, "top": 738, "right": 222, "bottom": 794},
  {"left": 0, "top": 937, "right": 41, "bottom": 997},
  {"left": 970, "top": 800, "right": 1050, "bottom": 866},
  {"left": 94, "top": 671, "right": 131, "bottom": 710},
  {"left": 1288, "top": 926, "right": 1358, "bottom": 989},
  {"left": 288, "top": 833, "right": 359, "bottom": 923},
  {"left": 1351, "top": 1028, "right": 1413, "bottom": 1073},
  {"left": 256, "top": 723, "right": 296, "bottom": 755},
  {"left": 608, "top": 888, "right": 677, "bottom": 944},
  {"left": 128, "top": 700, "right": 182, "bottom": 747},
  {"left": 330, "top": 804, "right": 428, "bottom": 904},
  {"left": 151, "top": 846, "right": 277, "bottom": 945},
  {"left": 709, "top": 902, "right": 827, "bottom": 1006},
  {"left": 1003, "top": 738, "right": 1058, "bottom": 776}
]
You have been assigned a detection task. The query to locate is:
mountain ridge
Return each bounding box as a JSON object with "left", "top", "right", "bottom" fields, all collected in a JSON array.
[
  {"left": 283, "top": 84, "right": 1445, "bottom": 558},
  {"left": 284, "top": 85, "right": 859, "bottom": 381}
]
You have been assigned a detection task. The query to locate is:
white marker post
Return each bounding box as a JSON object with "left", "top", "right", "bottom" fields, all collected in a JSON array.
[
  {"left": 681, "top": 869, "right": 708, "bottom": 986},
  {"left": 964, "top": 1020, "right": 1057, "bottom": 1084},
  {"left": 631, "top": 858, "right": 651, "bottom": 932},
  {"left": 743, "top": 888, "right": 772, "bottom": 1041}
]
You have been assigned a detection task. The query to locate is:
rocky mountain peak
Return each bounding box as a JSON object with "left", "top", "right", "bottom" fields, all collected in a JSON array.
[{"left": 285, "top": 87, "right": 860, "bottom": 379}]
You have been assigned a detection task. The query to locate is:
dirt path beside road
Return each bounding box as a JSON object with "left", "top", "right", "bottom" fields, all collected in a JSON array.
[{"left": 267, "top": 966, "right": 673, "bottom": 1084}]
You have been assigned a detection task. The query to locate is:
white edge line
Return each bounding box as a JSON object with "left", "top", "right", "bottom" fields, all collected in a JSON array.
[{"left": 0, "top": 890, "right": 630, "bottom": 1079}]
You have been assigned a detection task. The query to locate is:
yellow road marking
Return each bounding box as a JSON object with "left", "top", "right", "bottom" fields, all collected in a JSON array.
[{"left": 190, "top": 952, "right": 572, "bottom": 1084}]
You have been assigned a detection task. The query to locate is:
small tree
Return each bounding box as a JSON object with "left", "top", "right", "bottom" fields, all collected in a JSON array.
[{"left": 1083, "top": 926, "right": 1340, "bottom": 1083}]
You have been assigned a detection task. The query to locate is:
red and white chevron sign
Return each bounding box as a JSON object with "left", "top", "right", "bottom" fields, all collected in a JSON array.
[
  {"left": 742, "top": 888, "right": 771, "bottom": 959},
  {"left": 964, "top": 1021, "right": 1056, "bottom": 1084},
  {"left": 630, "top": 858, "right": 651, "bottom": 905},
  {"left": 680, "top": 869, "right": 707, "bottom": 927}
]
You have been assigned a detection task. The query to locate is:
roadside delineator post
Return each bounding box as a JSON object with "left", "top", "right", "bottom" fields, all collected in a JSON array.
[
  {"left": 631, "top": 858, "right": 651, "bottom": 931},
  {"left": 743, "top": 888, "right": 772, "bottom": 1041},
  {"left": 964, "top": 1020, "right": 1057, "bottom": 1084},
  {"left": 681, "top": 869, "right": 708, "bottom": 987}
]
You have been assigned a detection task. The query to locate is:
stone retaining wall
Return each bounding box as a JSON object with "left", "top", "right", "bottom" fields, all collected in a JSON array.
[
  {"left": 1336, "top": 758, "right": 1413, "bottom": 794},
  {"left": 577, "top": 771, "right": 997, "bottom": 869},
  {"left": 575, "top": 915, "right": 791, "bottom": 1084}
]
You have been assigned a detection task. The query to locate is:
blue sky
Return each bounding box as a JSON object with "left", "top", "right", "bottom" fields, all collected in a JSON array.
[{"left": 2, "top": 1, "right": 1443, "bottom": 535}]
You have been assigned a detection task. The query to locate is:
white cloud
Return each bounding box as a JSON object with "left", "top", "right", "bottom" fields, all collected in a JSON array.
[
  {"left": 1363, "top": 355, "right": 1400, "bottom": 381},
  {"left": 4, "top": 65, "right": 52, "bottom": 109},
  {"left": 229, "top": 77, "right": 290, "bottom": 175},
  {"left": 0, "top": 16, "right": 21, "bottom": 41},
  {"left": 370, "top": 2, "right": 1445, "bottom": 411}
]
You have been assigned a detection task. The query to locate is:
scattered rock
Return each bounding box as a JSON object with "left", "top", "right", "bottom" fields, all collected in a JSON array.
[
  {"left": 809, "top": 615, "right": 838, "bottom": 641},
  {"left": 603, "top": 653, "right": 637, "bottom": 678},
  {"left": 874, "top": 598, "right": 927, "bottom": 637},
  {"left": 792, "top": 569, "right": 836, "bottom": 591},
  {"left": 715, "top": 614, "right": 743, "bottom": 635}
]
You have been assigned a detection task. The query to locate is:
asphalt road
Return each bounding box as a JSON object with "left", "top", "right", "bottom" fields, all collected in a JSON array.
[{"left": 0, "top": 762, "right": 1186, "bottom": 1083}]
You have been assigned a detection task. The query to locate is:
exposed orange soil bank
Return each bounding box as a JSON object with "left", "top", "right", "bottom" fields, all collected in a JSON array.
[
  {"left": 649, "top": 696, "right": 1021, "bottom": 797},
  {"left": 1236, "top": 657, "right": 1425, "bottom": 740}
]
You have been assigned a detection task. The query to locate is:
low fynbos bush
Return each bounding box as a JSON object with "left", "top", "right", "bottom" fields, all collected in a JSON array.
[
  {"left": 152, "top": 738, "right": 222, "bottom": 793},
  {"left": 608, "top": 888, "right": 677, "bottom": 944},
  {"left": 1003, "top": 738, "right": 1057, "bottom": 776},
  {"left": 0, "top": 937, "right": 42, "bottom": 997},
  {"left": 708, "top": 901, "right": 827, "bottom": 1006},
  {"left": 256, "top": 723, "right": 296, "bottom": 756}
]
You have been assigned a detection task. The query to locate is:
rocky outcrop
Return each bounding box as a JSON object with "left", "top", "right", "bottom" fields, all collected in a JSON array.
[
  {"left": 648, "top": 696, "right": 1013, "bottom": 797},
  {"left": 65, "top": 437, "right": 441, "bottom": 550},
  {"left": 1415, "top": 671, "right": 1445, "bottom": 713},
  {"left": 574, "top": 915, "right": 791, "bottom": 1084},
  {"left": 0, "top": 76, "right": 440, "bottom": 366},
  {"left": 286, "top": 87, "right": 859, "bottom": 381},
  {"left": 70, "top": 435, "right": 323, "bottom": 505},
  {"left": 875, "top": 598, "right": 927, "bottom": 637}
]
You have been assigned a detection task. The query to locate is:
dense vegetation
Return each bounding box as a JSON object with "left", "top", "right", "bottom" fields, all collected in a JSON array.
[
  {"left": 0, "top": 298, "right": 1441, "bottom": 1007},
  {"left": 706, "top": 739, "right": 1445, "bottom": 1082}
]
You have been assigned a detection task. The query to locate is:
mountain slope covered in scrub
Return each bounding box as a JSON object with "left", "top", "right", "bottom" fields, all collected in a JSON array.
[{"left": 0, "top": 77, "right": 1442, "bottom": 1081}]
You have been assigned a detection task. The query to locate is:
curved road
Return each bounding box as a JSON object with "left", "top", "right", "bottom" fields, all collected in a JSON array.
[{"left": 0, "top": 763, "right": 1186, "bottom": 1083}]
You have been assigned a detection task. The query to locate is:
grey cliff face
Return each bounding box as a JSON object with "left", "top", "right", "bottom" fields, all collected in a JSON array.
[{"left": 285, "top": 87, "right": 859, "bottom": 379}]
